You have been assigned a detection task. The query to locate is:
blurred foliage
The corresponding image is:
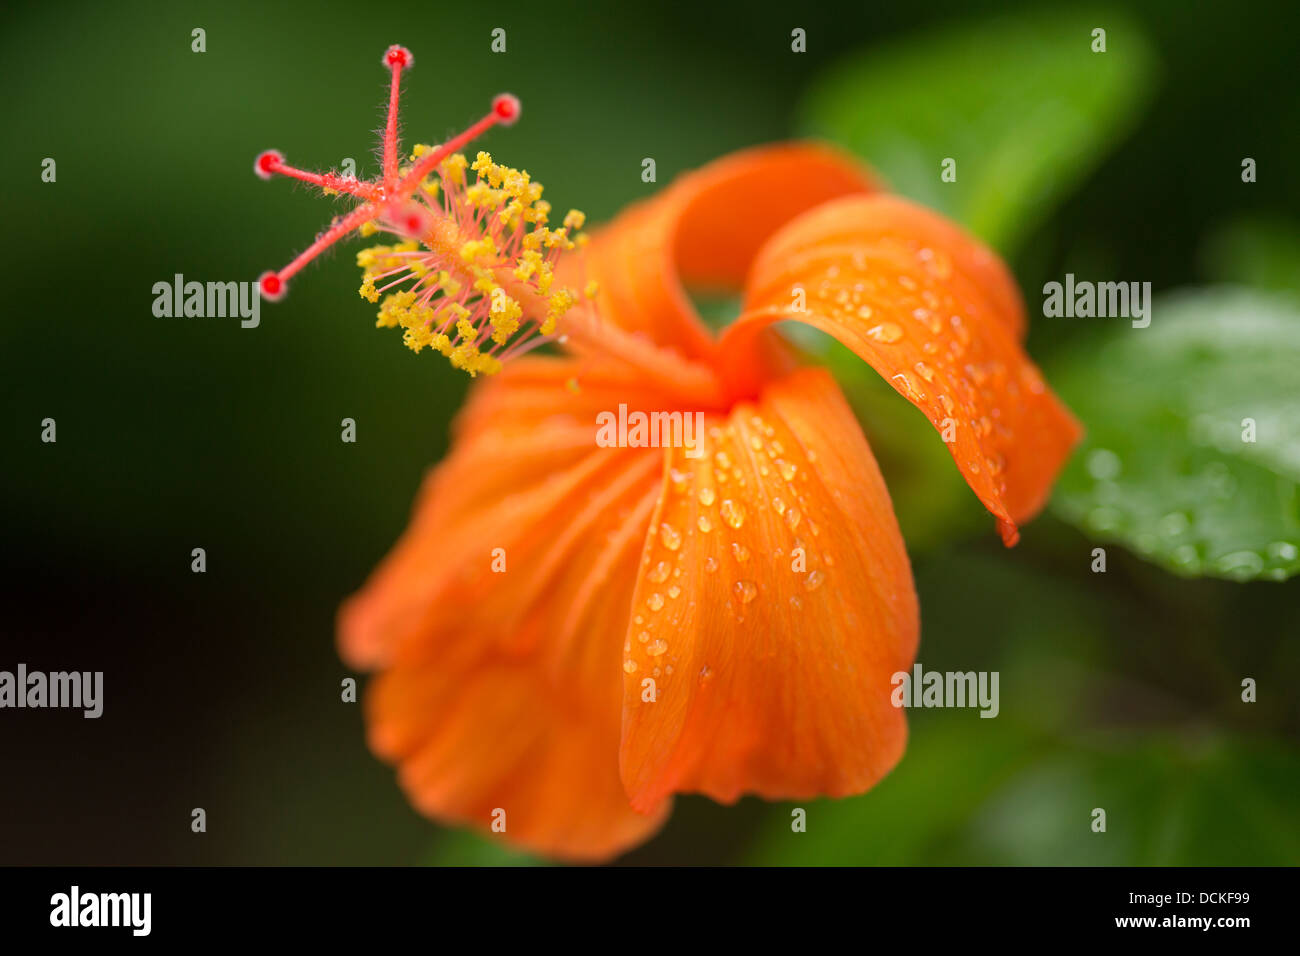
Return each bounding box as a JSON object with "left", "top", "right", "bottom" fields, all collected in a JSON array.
[
  {"left": 1049, "top": 288, "right": 1300, "bottom": 582},
  {"left": 1202, "top": 217, "right": 1300, "bottom": 298},
  {"left": 749, "top": 547, "right": 1300, "bottom": 865},
  {"left": 423, "top": 830, "right": 546, "bottom": 867},
  {"left": 799, "top": 7, "right": 1155, "bottom": 255}
]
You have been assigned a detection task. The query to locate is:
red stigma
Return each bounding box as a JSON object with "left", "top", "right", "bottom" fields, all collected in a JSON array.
[
  {"left": 254, "top": 48, "right": 522, "bottom": 303},
  {"left": 492, "top": 94, "right": 521, "bottom": 125},
  {"left": 259, "top": 272, "right": 286, "bottom": 300},
  {"left": 254, "top": 150, "right": 284, "bottom": 180},
  {"left": 384, "top": 45, "right": 413, "bottom": 69}
]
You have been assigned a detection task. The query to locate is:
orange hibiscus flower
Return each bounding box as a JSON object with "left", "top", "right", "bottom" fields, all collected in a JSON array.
[{"left": 255, "top": 47, "right": 1082, "bottom": 861}]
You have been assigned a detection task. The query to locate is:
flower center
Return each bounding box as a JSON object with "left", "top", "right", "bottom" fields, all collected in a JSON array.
[{"left": 252, "top": 45, "right": 589, "bottom": 376}]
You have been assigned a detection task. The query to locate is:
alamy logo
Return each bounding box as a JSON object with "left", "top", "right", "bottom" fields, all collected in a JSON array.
[
  {"left": 890, "top": 664, "right": 999, "bottom": 718},
  {"left": 596, "top": 404, "right": 705, "bottom": 458},
  {"left": 0, "top": 664, "right": 103, "bottom": 718},
  {"left": 1042, "top": 273, "right": 1152, "bottom": 328},
  {"left": 152, "top": 274, "right": 261, "bottom": 328},
  {"left": 50, "top": 886, "right": 151, "bottom": 936}
]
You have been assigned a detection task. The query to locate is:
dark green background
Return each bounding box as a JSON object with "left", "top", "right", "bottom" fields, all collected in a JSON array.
[{"left": 1, "top": 0, "right": 1296, "bottom": 865}]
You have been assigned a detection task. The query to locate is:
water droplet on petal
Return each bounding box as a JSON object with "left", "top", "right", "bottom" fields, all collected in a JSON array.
[
  {"left": 731, "top": 541, "right": 750, "bottom": 563},
  {"left": 733, "top": 580, "right": 758, "bottom": 604},
  {"left": 697, "top": 514, "right": 713, "bottom": 533},
  {"left": 866, "top": 323, "right": 903, "bottom": 344},
  {"left": 803, "top": 570, "right": 825, "bottom": 591},
  {"left": 648, "top": 560, "right": 670, "bottom": 583},
  {"left": 659, "top": 523, "right": 681, "bottom": 551},
  {"left": 697, "top": 487, "right": 715, "bottom": 507},
  {"left": 720, "top": 499, "right": 746, "bottom": 529},
  {"left": 647, "top": 639, "right": 668, "bottom": 657},
  {"left": 647, "top": 592, "right": 665, "bottom": 611}
]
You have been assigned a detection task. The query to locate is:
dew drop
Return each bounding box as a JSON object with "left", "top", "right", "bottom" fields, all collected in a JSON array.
[
  {"left": 1087, "top": 448, "right": 1122, "bottom": 481},
  {"left": 637, "top": 630, "right": 650, "bottom": 643},
  {"left": 646, "top": 592, "right": 665, "bottom": 611},
  {"left": 733, "top": 580, "right": 758, "bottom": 604},
  {"left": 785, "top": 507, "right": 802, "bottom": 531},
  {"left": 866, "top": 323, "right": 903, "bottom": 344},
  {"left": 803, "top": 570, "right": 825, "bottom": 591},
  {"left": 1267, "top": 541, "right": 1299, "bottom": 561},
  {"left": 698, "top": 487, "right": 715, "bottom": 507},
  {"left": 659, "top": 523, "right": 682, "bottom": 551},
  {"left": 776, "top": 459, "right": 797, "bottom": 481},
  {"left": 623, "top": 659, "right": 637, "bottom": 674},
  {"left": 1215, "top": 550, "right": 1265, "bottom": 580},
  {"left": 704, "top": 556, "right": 719, "bottom": 572},
  {"left": 1157, "top": 512, "right": 1190, "bottom": 538},
  {"left": 697, "top": 514, "right": 713, "bottom": 533},
  {"left": 731, "top": 541, "right": 750, "bottom": 563},
  {"left": 647, "top": 639, "right": 668, "bottom": 657},
  {"left": 720, "top": 499, "right": 746, "bottom": 529},
  {"left": 648, "top": 560, "right": 671, "bottom": 583},
  {"left": 668, "top": 585, "right": 681, "bottom": 599}
]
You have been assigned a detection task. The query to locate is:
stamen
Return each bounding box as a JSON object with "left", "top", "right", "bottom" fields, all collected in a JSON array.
[{"left": 253, "top": 47, "right": 581, "bottom": 376}]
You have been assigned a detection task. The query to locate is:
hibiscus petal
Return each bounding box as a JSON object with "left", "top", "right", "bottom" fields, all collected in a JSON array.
[
  {"left": 564, "top": 143, "right": 877, "bottom": 362},
  {"left": 720, "top": 194, "right": 1082, "bottom": 544},
  {"left": 339, "top": 357, "right": 676, "bottom": 860},
  {"left": 619, "top": 367, "right": 918, "bottom": 812}
]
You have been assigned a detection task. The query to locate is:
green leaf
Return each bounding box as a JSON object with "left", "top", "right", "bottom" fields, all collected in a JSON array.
[
  {"left": 746, "top": 712, "right": 1049, "bottom": 865},
  {"left": 953, "top": 733, "right": 1300, "bottom": 866},
  {"left": 798, "top": 8, "right": 1155, "bottom": 254},
  {"left": 1049, "top": 287, "right": 1300, "bottom": 581},
  {"left": 748, "top": 717, "right": 1300, "bottom": 865}
]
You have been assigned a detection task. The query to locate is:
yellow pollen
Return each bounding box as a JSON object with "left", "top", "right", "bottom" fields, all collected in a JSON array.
[{"left": 355, "top": 150, "right": 587, "bottom": 377}]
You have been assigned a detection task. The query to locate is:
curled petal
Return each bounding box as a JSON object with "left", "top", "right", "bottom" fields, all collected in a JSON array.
[
  {"left": 564, "top": 143, "right": 878, "bottom": 362},
  {"left": 721, "top": 194, "right": 1082, "bottom": 543}
]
